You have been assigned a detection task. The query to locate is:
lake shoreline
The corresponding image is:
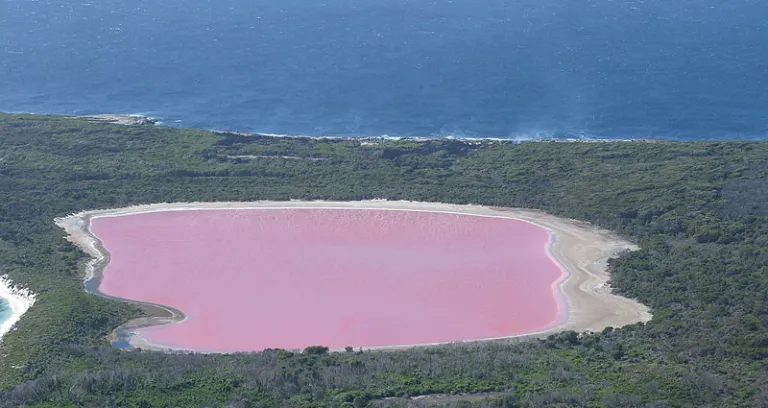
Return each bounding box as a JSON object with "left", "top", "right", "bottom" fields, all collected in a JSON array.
[{"left": 56, "top": 200, "right": 652, "bottom": 353}]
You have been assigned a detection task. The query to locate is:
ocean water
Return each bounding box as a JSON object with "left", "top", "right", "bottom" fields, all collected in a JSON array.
[
  {"left": 0, "top": 298, "right": 10, "bottom": 326},
  {"left": 1, "top": 0, "right": 767, "bottom": 140}
]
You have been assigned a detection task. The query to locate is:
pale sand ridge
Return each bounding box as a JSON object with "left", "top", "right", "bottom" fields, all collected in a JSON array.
[{"left": 56, "top": 200, "right": 652, "bottom": 352}]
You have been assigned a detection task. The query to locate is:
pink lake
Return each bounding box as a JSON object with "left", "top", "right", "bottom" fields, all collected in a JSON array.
[{"left": 90, "top": 209, "right": 566, "bottom": 352}]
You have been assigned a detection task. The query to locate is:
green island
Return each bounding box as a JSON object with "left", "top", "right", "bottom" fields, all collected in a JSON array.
[{"left": 0, "top": 113, "right": 767, "bottom": 407}]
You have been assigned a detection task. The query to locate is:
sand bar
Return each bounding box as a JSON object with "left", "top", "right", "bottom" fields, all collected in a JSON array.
[{"left": 56, "top": 200, "right": 652, "bottom": 352}]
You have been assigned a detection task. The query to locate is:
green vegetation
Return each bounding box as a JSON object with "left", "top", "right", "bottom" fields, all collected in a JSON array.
[{"left": 1, "top": 113, "right": 767, "bottom": 407}]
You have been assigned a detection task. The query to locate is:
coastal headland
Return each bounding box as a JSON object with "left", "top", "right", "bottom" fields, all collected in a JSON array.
[
  {"left": 64, "top": 113, "right": 654, "bottom": 142},
  {"left": 3, "top": 112, "right": 761, "bottom": 405}
]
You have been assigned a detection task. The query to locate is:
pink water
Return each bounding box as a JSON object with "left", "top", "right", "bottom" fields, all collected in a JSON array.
[{"left": 90, "top": 209, "right": 566, "bottom": 352}]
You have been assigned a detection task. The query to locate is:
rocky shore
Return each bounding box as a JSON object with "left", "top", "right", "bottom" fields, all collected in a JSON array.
[{"left": 73, "top": 114, "right": 157, "bottom": 126}]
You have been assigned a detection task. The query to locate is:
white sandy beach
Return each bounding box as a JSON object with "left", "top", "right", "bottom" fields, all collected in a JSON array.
[
  {"left": 0, "top": 275, "right": 37, "bottom": 343},
  {"left": 57, "top": 200, "right": 652, "bottom": 351}
]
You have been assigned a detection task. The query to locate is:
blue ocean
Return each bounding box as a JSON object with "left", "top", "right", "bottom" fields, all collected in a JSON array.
[
  {"left": 0, "top": 298, "right": 10, "bottom": 326},
  {"left": 1, "top": 0, "right": 767, "bottom": 140}
]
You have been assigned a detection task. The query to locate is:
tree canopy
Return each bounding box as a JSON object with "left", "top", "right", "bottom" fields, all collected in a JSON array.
[{"left": 0, "top": 113, "right": 767, "bottom": 407}]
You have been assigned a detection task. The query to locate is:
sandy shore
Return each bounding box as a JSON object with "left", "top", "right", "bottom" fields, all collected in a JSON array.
[
  {"left": 56, "top": 200, "right": 652, "bottom": 352},
  {"left": 0, "top": 275, "right": 37, "bottom": 343},
  {"left": 54, "top": 215, "right": 186, "bottom": 349}
]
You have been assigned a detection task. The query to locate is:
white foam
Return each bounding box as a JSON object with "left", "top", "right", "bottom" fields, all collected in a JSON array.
[
  {"left": 207, "top": 126, "right": 642, "bottom": 143},
  {"left": 0, "top": 275, "right": 37, "bottom": 343}
]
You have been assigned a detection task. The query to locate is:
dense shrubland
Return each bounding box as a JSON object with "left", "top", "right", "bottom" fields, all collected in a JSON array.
[{"left": 1, "top": 113, "right": 767, "bottom": 407}]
